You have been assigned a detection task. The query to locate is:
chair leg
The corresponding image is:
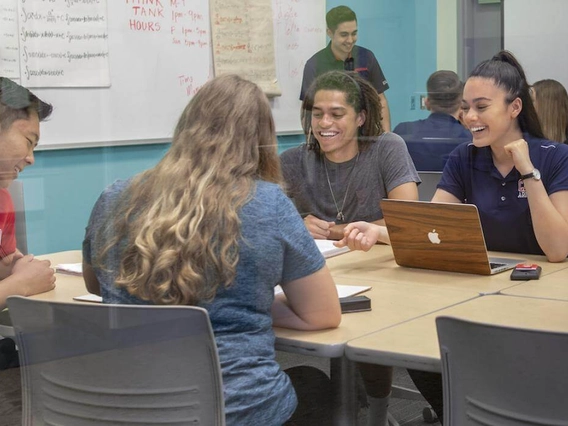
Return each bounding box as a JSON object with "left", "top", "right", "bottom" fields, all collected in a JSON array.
[
  {"left": 422, "top": 406, "right": 439, "bottom": 424},
  {"left": 391, "top": 384, "right": 424, "bottom": 401},
  {"left": 387, "top": 411, "right": 400, "bottom": 426}
]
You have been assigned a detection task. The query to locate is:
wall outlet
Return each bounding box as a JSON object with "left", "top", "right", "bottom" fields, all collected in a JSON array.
[
  {"left": 410, "top": 96, "right": 416, "bottom": 110},
  {"left": 420, "top": 95, "right": 427, "bottom": 110}
]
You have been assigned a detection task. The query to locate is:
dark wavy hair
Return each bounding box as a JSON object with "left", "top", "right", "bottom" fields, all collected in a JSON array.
[
  {"left": 301, "top": 71, "right": 383, "bottom": 156},
  {"left": 0, "top": 77, "right": 52, "bottom": 132},
  {"left": 469, "top": 50, "right": 544, "bottom": 139}
]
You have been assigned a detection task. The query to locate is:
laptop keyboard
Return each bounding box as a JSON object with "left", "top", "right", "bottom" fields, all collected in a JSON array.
[{"left": 490, "top": 262, "right": 507, "bottom": 269}]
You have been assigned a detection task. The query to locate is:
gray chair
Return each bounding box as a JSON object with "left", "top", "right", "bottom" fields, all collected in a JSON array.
[
  {"left": 7, "top": 180, "right": 28, "bottom": 255},
  {"left": 437, "top": 316, "right": 568, "bottom": 426},
  {"left": 7, "top": 296, "right": 225, "bottom": 426},
  {"left": 417, "top": 172, "right": 442, "bottom": 201},
  {"left": 0, "top": 308, "right": 14, "bottom": 338}
]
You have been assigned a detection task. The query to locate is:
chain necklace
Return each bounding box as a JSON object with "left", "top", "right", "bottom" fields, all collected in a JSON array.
[{"left": 323, "top": 152, "right": 360, "bottom": 222}]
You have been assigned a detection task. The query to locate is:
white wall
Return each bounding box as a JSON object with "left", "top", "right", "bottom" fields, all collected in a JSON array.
[
  {"left": 504, "top": 0, "right": 568, "bottom": 88},
  {"left": 437, "top": 0, "right": 458, "bottom": 71}
]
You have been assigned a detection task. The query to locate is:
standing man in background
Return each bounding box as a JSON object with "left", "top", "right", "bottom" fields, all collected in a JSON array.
[{"left": 300, "top": 5, "right": 391, "bottom": 131}]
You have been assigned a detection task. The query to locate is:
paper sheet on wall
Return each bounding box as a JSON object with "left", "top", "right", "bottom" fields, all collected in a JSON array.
[
  {"left": 0, "top": 0, "right": 20, "bottom": 79},
  {"left": 210, "top": 0, "right": 281, "bottom": 96},
  {"left": 17, "top": 0, "right": 110, "bottom": 87}
]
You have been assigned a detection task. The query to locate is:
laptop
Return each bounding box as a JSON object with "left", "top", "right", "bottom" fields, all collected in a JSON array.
[{"left": 381, "top": 199, "right": 525, "bottom": 275}]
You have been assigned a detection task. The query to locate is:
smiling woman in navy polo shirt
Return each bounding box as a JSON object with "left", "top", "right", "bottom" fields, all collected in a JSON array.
[
  {"left": 405, "top": 53, "right": 568, "bottom": 424},
  {"left": 335, "top": 50, "right": 568, "bottom": 424},
  {"left": 338, "top": 50, "right": 568, "bottom": 264},
  {"left": 434, "top": 50, "right": 568, "bottom": 262}
]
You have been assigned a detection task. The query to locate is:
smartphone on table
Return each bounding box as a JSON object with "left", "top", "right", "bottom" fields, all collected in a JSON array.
[{"left": 510, "top": 263, "right": 541, "bottom": 280}]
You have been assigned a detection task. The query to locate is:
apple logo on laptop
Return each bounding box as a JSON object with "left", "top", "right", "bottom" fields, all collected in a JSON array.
[{"left": 428, "top": 229, "right": 441, "bottom": 244}]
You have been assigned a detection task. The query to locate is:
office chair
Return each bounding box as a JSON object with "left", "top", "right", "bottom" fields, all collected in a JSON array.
[
  {"left": 437, "top": 316, "right": 568, "bottom": 426},
  {"left": 8, "top": 180, "right": 28, "bottom": 255},
  {"left": 7, "top": 296, "right": 225, "bottom": 426},
  {"left": 417, "top": 172, "right": 442, "bottom": 201},
  {"left": 0, "top": 308, "right": 15, "bottom": 338}
]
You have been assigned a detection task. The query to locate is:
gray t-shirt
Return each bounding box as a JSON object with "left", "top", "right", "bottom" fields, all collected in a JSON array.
[
  {"left": 83, "top": 179, "right": 325, "bottom": 426},
  {"left": 280, "top": 133, "right": 420, "bottom": 223}
]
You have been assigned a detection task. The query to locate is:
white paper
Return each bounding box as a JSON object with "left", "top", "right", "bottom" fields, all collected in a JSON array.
[
  {"left": 274, "top": 284, "right": 370, "bottom": 299},
  {"left": 18, "top": 0, "right": 110, "bottom": 87},
  {"left": 0, "top": 0, "right": 20, "bottom": 79},
  {"left": 314, "top": 239, "right": 350, "bottom": 259},
  {"left": 73, "top": 293, "right": 102, "bottom": 303},
  {"left": 55, "top": 263, "right": 83, "bottom": 276}
]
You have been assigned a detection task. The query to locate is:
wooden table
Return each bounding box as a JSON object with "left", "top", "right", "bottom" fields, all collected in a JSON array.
[
  {"left": 326, "top": 244, "right": 558, "bottom": 295},
  {"left": 345, "top": 294, "right": 568, "bottom": 373},
  {"left": 27, "top": 247, "right": 568, "bottom": 425},
  {"left": 33, "top": 249, "right": 478, "bottom": 425},
  {"left": 501, "top": 267, "right": 568, "bottom": 301}
]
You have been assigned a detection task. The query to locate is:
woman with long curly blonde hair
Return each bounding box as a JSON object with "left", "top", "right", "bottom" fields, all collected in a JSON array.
[{"left": 82, "top": 74, "right": 340, "bottom": 425}]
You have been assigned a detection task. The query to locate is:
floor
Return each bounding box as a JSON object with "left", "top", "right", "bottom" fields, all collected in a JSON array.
[
  {"left": 276, "top": 351, "right": 441, "bottom": 426},
  {"left": 0, "top": 350, "right": 441, "bottom": 426}
]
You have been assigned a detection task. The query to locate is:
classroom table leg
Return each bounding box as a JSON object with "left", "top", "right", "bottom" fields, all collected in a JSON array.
[{"left": 330, "top": 356, "right": 358, "bottom": 426}]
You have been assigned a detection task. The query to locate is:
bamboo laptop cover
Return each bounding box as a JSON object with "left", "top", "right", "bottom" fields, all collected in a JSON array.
[{"left": 381, "top": 199, "right": 524, "bottom": 275}]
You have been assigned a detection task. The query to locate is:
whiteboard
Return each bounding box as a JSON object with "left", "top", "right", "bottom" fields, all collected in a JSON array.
[
  {"left": 503, "top": 0, "right": 568, "bottom": 90},
  {"left": 27, "top": 0, "right": 325, "bottom": 149}
]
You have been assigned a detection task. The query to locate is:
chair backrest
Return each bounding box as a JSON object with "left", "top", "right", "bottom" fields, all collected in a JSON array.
[
  {"left": 417, "top": 171, "right": 442, "bottom": 201},
  {"left": 8, "top": 180, "right": 28, "bottom": 255},
  {"left": 0, "top": 307, "right": 15, "bottom": 338},
  {"left": 437, "top": 316, "right": 568, "bottom": 426},
  {"left": 7, "top": 296, "right": 225, "bottom": 426}
]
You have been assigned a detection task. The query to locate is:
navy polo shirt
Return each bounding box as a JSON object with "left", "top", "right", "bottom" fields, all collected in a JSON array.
[
  {"left": 300, "top": 43, "right": 389, "bottom": 100},
  {"left": 394, "top": 113, "right": 472, "bottom": 171},
  {"left": 438, "top": 134, "right": 568, "bottom": 255}
]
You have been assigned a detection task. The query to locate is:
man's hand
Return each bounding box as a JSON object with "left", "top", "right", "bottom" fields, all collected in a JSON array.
[
  {"left": 304, "top": 214, "right": 335, "bottom": 239},
  {"left": 0, "top": 251, "right": 23, "bottom": 280},
  {"left": 11, "top": 255, "right": 56, "bottom": 296},
  {"left": 334, "top": 221, "right": 384, "bottom": 251}
]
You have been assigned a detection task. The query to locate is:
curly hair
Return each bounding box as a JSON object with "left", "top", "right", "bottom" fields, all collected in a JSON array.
[
  {"left": 0, "top": 77, "right": 52, "bottom": 132},
  {"left": 98, "top": 74, "right": 281, "bottom": 305},
  {"left": 301, "top": 71, "right": 383, "bottom": 156}
]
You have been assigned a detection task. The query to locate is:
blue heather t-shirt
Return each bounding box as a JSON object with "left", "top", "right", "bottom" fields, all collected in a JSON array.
[
  {"left": 438, "top": 134, "right": 568, "bottom": 255},
  {"left": 83, "top": 179, "right": 326, "bottom": 426}
]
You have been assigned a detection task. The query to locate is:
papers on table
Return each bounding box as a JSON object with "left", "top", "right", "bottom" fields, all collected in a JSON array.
[
  {"left": 275, "top": 284, "right": 371, "bottom": 298},
  {"left": 73, "top": 294, "right": 103, "bottom": 303},
  {"left": 76, "top": 284, "right": 371, "bottom": 305},
  {"left": 314, "top": 239, "right": 350, "bottom": 259},
  {"left": 55, "top": 263, "right": 83, "bottom": 276},
  {"left": 333, "top": 285, "right": 371, "bottom": 298}
]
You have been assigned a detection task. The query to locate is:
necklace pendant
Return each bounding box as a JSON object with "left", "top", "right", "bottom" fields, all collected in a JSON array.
[{"left": 336, "top": 212, "right": 345, "bottom": 222}]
